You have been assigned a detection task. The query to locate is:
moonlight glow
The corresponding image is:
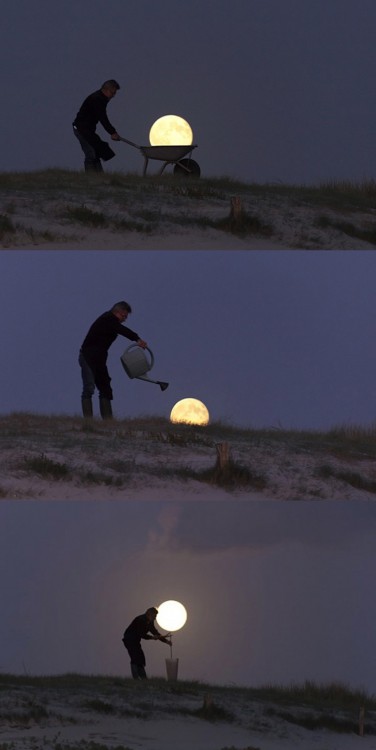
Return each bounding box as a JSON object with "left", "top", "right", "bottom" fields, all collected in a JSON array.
[
  {"left": 149, "top": 115, "right": 193, "bottom": 146},
  {"left": 157, "top": 600, "right": 187, "bottom": 632},
  {"left": 170, "top": 398, "right": 209, "bottom": 426}
]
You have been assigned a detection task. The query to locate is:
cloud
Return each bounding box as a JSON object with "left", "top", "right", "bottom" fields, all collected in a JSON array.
[{"left": 144, "top": 500, "right": 375, "bottom": 558}]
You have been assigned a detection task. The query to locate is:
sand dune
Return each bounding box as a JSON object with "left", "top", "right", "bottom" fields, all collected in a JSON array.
[
  {"left": 1, "top": 675, "right": 375, "bottom": 750},
  {"left": 1, "top": 171, "right": 374, "bottom": 250},
  {"left": 1, "top": 413, "right": 375, "bottom": 501}
]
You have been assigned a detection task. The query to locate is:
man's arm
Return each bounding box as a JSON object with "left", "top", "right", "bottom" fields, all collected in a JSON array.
[
  {"left": 117, "top": 323, "right": 147, "bottom": 349},
  {"left": 99, "top": 110, "right": 117, "bottom": 136},
  {"left": 149, "top": 623, "right": 171, "bottom": 644}
]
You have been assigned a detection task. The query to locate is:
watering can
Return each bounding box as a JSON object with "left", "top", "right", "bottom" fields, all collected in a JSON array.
[{"left": 120, "top": 344, "right": 169, "bottom": 391}]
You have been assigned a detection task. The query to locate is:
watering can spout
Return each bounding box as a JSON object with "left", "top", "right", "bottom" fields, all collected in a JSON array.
[{"left": 136, "top": 375, "right": 169, "bottom": 390}]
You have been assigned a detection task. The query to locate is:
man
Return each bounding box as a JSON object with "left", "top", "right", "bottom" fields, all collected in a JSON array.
[
  {"left": 79, "top": 301, "right": 147, "bottom": 420},
  {"left": 73, "top": 79, "right": 121, "bottom": 172},
  {"left": 122, "top": 607, "right": 171, "bottom": 680}
]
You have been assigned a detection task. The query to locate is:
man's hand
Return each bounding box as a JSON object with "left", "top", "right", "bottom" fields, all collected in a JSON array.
[
  {"left": 111, "top": 132, "right": 121, "bottom": 141},
  {"left": 137, "top": 339, "right": 147, "bottom": 349}
]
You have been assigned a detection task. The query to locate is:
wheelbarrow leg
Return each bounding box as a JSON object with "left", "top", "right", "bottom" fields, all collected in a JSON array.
[
  {"left": 143, "top": 155, "right": 149, "bottom": 176},
  {"left": 158, "top": 161, "right": 169, "bottom": 175}
]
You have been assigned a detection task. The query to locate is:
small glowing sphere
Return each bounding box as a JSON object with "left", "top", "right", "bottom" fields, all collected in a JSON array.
[
  {"left": 157, "top": 600, "right": 187, "bottom": 632},
  {"left": 149, "top": 115, "right": 193, "bottom": 146},
  {"left": 170, "top": 398, "right": 209, "bottom": 426}
]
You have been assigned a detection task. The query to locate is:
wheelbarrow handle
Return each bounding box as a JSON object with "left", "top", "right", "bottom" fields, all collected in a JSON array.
[{"left": 118, "top": 136, "right": 141, "bottom": 150}]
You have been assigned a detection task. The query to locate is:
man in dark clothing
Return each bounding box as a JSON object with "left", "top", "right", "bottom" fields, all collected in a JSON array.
[
  {"left": 122, "top": 607, "right": 171, "bottom": 679},
  {"left": 73, "top": 79, "right": 121, "bottom": 172},
  {"left": 79, "top": 300, "right": 147, "bottom": 419}
]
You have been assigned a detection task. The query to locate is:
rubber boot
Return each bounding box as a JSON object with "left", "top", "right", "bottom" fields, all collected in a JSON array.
[
  {"left": 138, "top": 665, "right": 147, "bottom": 679},
  {"left": 81, "top": 397, "right": 93, "bottom": 418},
  {"left": 99, "top": 397, "right": 113, "bottom": 420},
  {"left": 131, "top": 663, "right": 140, "bottom": 680},
  {"left": 84, "top": 158, "right": 103, "bottom": 172}
]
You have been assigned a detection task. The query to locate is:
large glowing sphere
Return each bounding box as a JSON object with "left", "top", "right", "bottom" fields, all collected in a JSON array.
[
  {"left": 157, "top": 600, "right": 187, "bottom": 632},
  {"left": 149, "top": 115, "right": 193, "bottom": 145},
  {"left": 170, "top": 398, "right": 209, "bottom": 426}
]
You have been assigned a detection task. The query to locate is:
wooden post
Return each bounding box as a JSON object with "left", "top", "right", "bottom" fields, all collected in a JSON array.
[
  {"left": 359, "top": 706, "right": 365, "bottom": 736},
  {"left": 203, "top": 693, "right": 213, "bottom": 710},
  {"left": 230, "top": 196, "right": 243, "bottom": 221},
  {"left": 216, "top": 442, "right": 230, "bottom": 470}
]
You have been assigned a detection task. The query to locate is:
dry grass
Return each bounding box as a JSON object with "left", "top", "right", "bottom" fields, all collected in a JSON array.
[
  {"left": 2, "top": 412, "right": 376, "bottom": 500},
  {"left": 2, "top": 169, "right": 376, "bottom": 248},
  {"left": 0, "top": 673, "right": 375, "bottom": 744}
]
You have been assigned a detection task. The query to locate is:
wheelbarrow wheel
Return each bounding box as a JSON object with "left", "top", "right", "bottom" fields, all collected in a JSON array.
[{"left": 173, "top": 158, "right": 201, "bottom": 178}]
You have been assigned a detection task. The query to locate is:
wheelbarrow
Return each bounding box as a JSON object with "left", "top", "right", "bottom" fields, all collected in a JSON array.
[{"left": 119, "top": 137, "right": 200, "bottom": 177}]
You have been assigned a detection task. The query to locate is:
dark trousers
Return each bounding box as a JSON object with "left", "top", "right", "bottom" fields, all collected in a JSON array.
[
  {"left": 79, "top": 350, "right": 113, "bottom": 400},
  {"left": 122, "top": 638, "right": 147, "bottom": 679},
  {"left": 73, "top": 127, "right": 103, "bottom": 172}
]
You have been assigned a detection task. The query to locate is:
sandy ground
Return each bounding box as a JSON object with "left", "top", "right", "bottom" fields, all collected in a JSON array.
[
  {"left": 1, "top": 414, "right": 375, "bottom": 502},
  {"left": 1, "top": 678, "right": 375, "bottom": 750},
  {"left": 1, "top": 176, "right": 374, "bottom": 250}
]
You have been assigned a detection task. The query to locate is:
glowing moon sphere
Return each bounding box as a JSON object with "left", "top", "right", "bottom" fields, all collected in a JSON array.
[
  {"left": 157, "top": 600, "right": 187, "bottom": 632},
  {"left": 149, "top": 115, "right": 193, "bottom": 146},
  {"left": 170, "top": 398, "right": 209, "bottom": 426}
]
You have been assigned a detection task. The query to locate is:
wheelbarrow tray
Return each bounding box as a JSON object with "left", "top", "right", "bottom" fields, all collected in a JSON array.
[{"left": 140, "top": 145, "right": 195, "bottom": 161}]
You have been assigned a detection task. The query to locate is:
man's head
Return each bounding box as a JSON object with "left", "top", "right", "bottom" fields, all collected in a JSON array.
[
  {"left": 111, "top": 301, "right": 132, "bottom": 322},
  {"left": 101, "top": 79, "right": 120, "bottom": 99},
  {"left": 145, "top": 607, "right": 158, "bottom": 622}
]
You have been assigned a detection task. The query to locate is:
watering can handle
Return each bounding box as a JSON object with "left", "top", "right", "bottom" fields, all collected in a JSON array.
[{"left": 126, "top": 343, "right": 154, "bottom": 370}]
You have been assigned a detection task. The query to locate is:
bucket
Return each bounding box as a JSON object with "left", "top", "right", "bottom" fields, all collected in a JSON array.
[
  {"left": 165, "top": 658, "right": 179, "bottom": 681},
  {"left": 120, "top": 345, "right": 154, "bottom": 379}
]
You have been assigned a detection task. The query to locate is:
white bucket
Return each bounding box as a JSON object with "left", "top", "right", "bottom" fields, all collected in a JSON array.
[
  {"left": 165, "top": 658, "right": 179, "bottom": 681},
  {"left": 120, "top": 345, "right": 154, "bottom": 379}
]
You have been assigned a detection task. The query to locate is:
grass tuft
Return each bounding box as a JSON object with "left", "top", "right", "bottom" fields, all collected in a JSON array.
[
  {"left": 316, "top": 215, "right": 376, "bottom": 245},
  {"left": 0, "top": 213, "right": 16, "bottom": 238},
  {"left": 212, "top": 212, "right": 273, "bottom": 237},
  {"left": 83, "top": 699, "right": 115, "bottom": 714},
  {"left": 62, "top": 205, "right": 109, "bottom": 227},
  {"left": 265, "top": 705, "right": 360, "bottom": 733},
  {"left": 76, "top": 470, "right": 124, "bottom": 487},
  {"left": 184, "top": 702, "right": 235, "bottom": 723},
  {"left": 316, "top": 465, "right": 376, "bottom": 494},
  {"left": 22, "top": 454, "right": 70, "bottom": 480}
]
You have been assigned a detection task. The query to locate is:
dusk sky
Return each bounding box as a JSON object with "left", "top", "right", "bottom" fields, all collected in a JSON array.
[
  {"left": 2, "top": 0, "right": 376, "bottom": 183},
  {"left": 2, "top": 249, "right": 376, "bottom": 430},
  {"left": 1, "top": 499, "right": 375, "bottom": 690}
]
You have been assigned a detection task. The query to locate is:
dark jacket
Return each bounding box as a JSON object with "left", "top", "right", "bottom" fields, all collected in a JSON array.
[
  {"left": 73, "top": 89, "right": 116, "bottom": 136},
  {"left": 81, "top": 311, "right": 139, "bottom": 357},
  {"left": 122, "top": 614, "right": 161, "bottom": 645}
]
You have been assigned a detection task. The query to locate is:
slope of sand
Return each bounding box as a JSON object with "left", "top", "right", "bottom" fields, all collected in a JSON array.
[
  {"left": 1, "top": 676, "right": 375, "bottom": 750},
  {"left": 1, "top": 414, "right": 376, "bottom": 501},
  {"left": 1, "top": 171, "right": 374, "bottom": 250}
]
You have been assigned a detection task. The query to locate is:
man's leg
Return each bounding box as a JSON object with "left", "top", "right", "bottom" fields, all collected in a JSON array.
[
  {"left": 125, "top": 642, "right": 146, "bottom": 679},
  {"left": 73, "top": 128, "right": 103, "bottom": 172},
  {"left": 82, "top": 352, "right": 113, "bottom": 420},
  {"left": 137, "top": 647, "right": 147, "bottom": 679},
  {"left": 99, "top": 397, "right": 113, "bottom": 420},
  {"left": 95, "top": 361, "right": 114, "bottom": 420},
  {"left": 78, "top": 351, "right": 95, "bottom": 417},
  {"left": 130, "top": 663, "right": 140, "bottom": 679}
]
